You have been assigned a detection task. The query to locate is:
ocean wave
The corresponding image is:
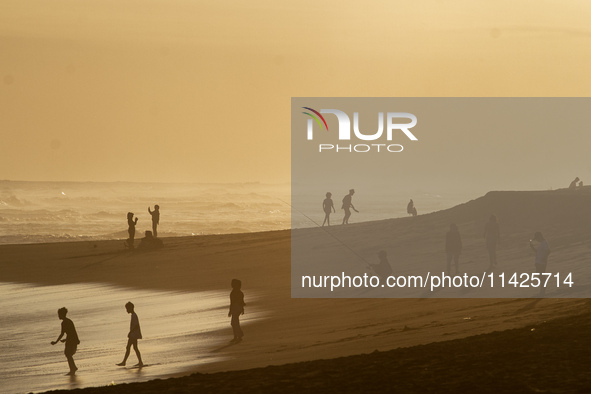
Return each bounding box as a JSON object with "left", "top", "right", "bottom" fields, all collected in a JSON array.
[
  {"left": 0, "top": 195, "right": 31, "bottom": 207},
  {"left": 0, "top": 234, "right": 98, "bottom": 245}
]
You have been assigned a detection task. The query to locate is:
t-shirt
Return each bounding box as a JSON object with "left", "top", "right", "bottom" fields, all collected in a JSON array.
[
  {"left": 61, "top": 318, "right": 79, "bottom": 344},
  {"left": 230, "top": 290, "right": 245, "bottom": 315},
  {"left": 446, "top": 230, "right": 462, "bottom": 254},
  {"left": 129, "top": 312, "right": 142, "bottom": 340},
  {"left": 323, "top": 198, "right": 334, "bottom": 213},
  {"left": 372, "top": 260, "right": 392, "bottom": 280},
  {"left": 342, "top": 194, "right": 352, "bottom": 209},
  {"left": 484, "top": 222, "right": 500, "bottom": 245},
  {"left": 535, "top": 240, "right": 550, "bottom": 266},
  {"left": 150, "top": 210, "right": 160, "bottom": 224}
]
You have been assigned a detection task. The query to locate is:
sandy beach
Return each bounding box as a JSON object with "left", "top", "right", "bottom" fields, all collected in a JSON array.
[
  {"left": 1, "top": 188, "right": 590, "bottom": 393},
  {"left": 3, "top": 0, "right": 591, "bottom": 392}
]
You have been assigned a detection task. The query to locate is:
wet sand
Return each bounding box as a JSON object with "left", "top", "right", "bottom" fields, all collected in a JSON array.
[
  {"left": 46, "top": 309, "right": 591, "bottom": 393},
  {"left": 1, "top": 189, "right": 590, "bottom": 392},
  {"left": 0, "top": 282, "right": 265, "bottom": 393}
]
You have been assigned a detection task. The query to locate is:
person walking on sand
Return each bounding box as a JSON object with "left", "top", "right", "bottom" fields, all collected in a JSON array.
[
  {"left": 484, "top": 214, "right": 500, "bottom": 271},
  {"left": 51, "top": 307, "right": 80, "bottom": 375},
  {"left": 322, "top": 192, "right": 335, "bottom": 227},
  {"left": 117, "top": 302, "right": 143, "bottom": 367},
  {"left": 445, "top": 223, "right": 462, "bottom": 275},
  {"left": 125, "top": 212, "right": 139, "bottom": 249},
  {"left": 342, "top": 189, "right": 359, "bottom": 225},
  {"left": 530, "top": 232, "right": 551, "bottom": 296},
  {"left": 228, "top": 279, "right": 245, "bottom": 343},
  {"left": 148, "top": 205, "right": 160, "bottom": 237}
]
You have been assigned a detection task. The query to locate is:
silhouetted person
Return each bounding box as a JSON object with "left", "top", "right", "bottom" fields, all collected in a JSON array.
[
  {"left": 407, "top": 199, "right": 417, "bottom": 216},
  {"left": 484, "top": 215, "right": 500, "bottom": 270},
  {"left": 369, "top": 250, "right": 393, "bottom": 282},
  {"left": 228, "top": 279, "right": 245, "bottom": 343},
  {"left": 138, "top": 230, "right": 163, "bottom": 250},
  {"left": 569, "top": 177, "right": 580, "bottom": 189},
  {"left": 342, "top": 189, "right": 359, "bottom": 225},
  {"left": 148, "top": 205, "right": 160, "bottom": 237},
  {"left": 125, "top": 212, "right": 138, "bottom": 249},
  {"left": 579, "top": 181, "right": 584, "bottom": 188},
  {"left": 445, "top": 223, "right": 462, "bottom": 275},
  {"left": 51, "top": 307, "right": 79, "bottom": 375},
  {"left": 117, "top": 302, "right": 143, "bottom": 367},
  {"left": 530, "top": 232, "right": 550, "bottom": 296},
  {"left": 322, "top": 192, "right": 335, "bottom": 227}
]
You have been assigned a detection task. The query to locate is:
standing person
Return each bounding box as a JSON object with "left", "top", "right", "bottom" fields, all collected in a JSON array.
[
  {"left": 228, "top": 279, "right": 245, "bottom": 343},
  {"left": 126, "top": 212, "right": 138, "bottom": 249},
  {"left": 322, "top": 192, "right": 335, "bottom": 227},
  {"left": 530, "top": 232, "right": 551, "bottom": 296},
  {"left": 50, "top": 307, "right": 80, "bottom": 375},
  {"left": 341, "top": 189, "right": 359, "bottom": 225},
  {"left": 148, "top": 205, "right": 160, "bottom": 237},
  {"left": 483, "top": 214, "right": 500, "bottom": 271},
  {"left": 117, "top": 302, "right": 143, "bottom": 367},
  {"left": 445, "top": 224, "right": 462, "bottom": 275}
]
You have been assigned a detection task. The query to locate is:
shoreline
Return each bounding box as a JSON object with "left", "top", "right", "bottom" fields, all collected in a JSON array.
[
  {"left": 3, "top": 188, "right": 590, "bottom": 392},
  {"left": 42, "top": 308, "right": 591, "bottom": 393}
]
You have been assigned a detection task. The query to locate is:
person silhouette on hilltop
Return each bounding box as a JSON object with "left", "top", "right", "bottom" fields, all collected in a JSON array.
[
  {"left": 445, "top": 223, "right": 462, "bottom": 275},
  {"left": 125, "top": 212, "right": 139, "bottom": 249},
  {"left": 484, "top": 215, "right": 500, "bottom": 271},
  {"left": 322, "top": 192, "right": 335, "bottom": 227},
  {"left": 117, "top": 302, "right": 143, "bottom": 367},
  {"left": 342, "top": 189, "right": 359, "bottom": 225},
  {"left": 228, "top": 279, "right": 245, "bottom": 343},
  {"left": 50, "top": 307, "right": 80, "bottom": 375},
  {"left": 569, "top": 177, "right": 580, "bottom": 189},
  {"left": 148, "top": 205, "right": 160, "bottom": 237},
  {"left": 407, "top": 199, "right": 417, "bottom": 216}
]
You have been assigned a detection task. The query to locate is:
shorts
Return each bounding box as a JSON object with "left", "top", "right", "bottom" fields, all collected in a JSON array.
[{"left": 65, "top": 342, "right": 78, "bottom": 357}]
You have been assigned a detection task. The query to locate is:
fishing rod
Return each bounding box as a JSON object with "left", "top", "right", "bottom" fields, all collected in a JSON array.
[{"left": 277, "top": 198, "right": 375, "bottom": 271}]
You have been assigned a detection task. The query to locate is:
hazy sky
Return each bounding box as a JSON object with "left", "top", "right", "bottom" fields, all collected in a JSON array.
[{"left": 2, "top": 0, "right": 591, "bottom": 187}]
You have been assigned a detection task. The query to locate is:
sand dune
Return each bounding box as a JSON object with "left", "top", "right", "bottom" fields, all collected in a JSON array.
[{"left": 1, "top": 188, "right": 590, "bottom": 392}]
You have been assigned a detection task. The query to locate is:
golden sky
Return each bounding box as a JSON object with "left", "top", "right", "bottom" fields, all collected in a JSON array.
[{"left": 1, "top": 0, "right": 591, "bottom": 183}]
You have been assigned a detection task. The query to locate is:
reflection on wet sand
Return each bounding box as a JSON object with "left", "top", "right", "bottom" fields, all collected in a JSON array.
[{"left": 0, "top": 282, "right": 265, "bottom": 394}]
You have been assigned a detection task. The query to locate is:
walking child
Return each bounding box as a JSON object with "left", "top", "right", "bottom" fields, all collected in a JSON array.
[
  {"left": 322, "top": 192, "right": 335, "bottom": 226},
  {"left": 117, "top": 302, "right": 143, "bottom": 367},
  {"left": 50, "top": 307, "right": 80, "bottom": 375}
]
